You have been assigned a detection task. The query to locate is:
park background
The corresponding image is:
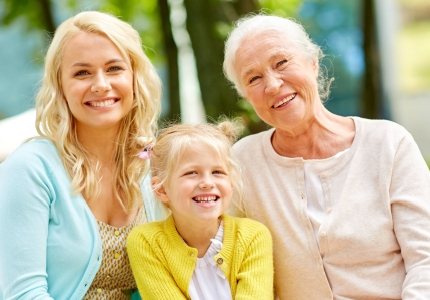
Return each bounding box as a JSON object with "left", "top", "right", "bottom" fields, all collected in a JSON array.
[{"left": 0, "top": 0, "right": 429, "bottom": 164}]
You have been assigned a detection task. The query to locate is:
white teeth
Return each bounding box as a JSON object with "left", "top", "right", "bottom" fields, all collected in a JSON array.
[
  {"left": 273, "top": 93, "right": 296, "bottom": 108},
  {"left": 88, "top": 99, "right": 116, "bottom": 107},
  {"left": 194, "top": 195, "right": 217, "bottom": 203}
]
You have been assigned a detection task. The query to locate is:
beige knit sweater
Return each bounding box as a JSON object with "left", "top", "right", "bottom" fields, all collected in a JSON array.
[{"left": 231, "top": 117, "right": 430, "bottom": 299}]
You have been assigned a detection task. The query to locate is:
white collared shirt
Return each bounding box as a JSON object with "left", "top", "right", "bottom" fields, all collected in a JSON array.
[{"left": 188, "top": 221, "right": 232, "bottom": 300}]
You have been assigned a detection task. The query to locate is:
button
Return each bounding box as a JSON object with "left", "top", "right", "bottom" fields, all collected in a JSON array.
[
  {"left": 106, "top": 275, "right": 111, "bottom": 280},
  {"left": 327, "top": 207, "right": 332, "bottom": 213},
  {"left": 97, "top": 288, "right": 102, "bottom": 294},
  {"left": 114, "top": 230, "right": 120, "bottom": 236},
  {"left": 190, "top": 253, "right": 195, "bottom": 257},
  {"left": 301, "top": 195, "right": 305, "bottom": 199},
  {"left": 217, "top": 258, "right": 223, "bottom": 264},
  {"left": 320, "top": 231, "right": 326, "bottom": 237},
  {"left": 321, "top": 172, "right": 327, "bottom": 179},
  {"left": 114, "top": 253, "right": 120, "bottom": 259}
]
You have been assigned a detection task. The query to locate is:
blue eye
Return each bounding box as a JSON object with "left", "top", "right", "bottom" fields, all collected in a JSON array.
[
  {"left": 249, "top": 76, "right": 260, "bottom": 83},
  {"left": 75, "top": 70, "right": 89, "bottom": 76},
  {"left": 277, "top": 60, "right": 288, "bottom": 67},
  {"left": 213, "top": 170, "right": 226, "bottom": 175},
  {"left": 185, "top": 171, "right": 197, "bottom": 175},
  {"left": 108, "top": 66, "right": 124, "bottom": 72}
]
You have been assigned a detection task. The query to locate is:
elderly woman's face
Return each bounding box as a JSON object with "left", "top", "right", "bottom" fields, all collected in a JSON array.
[{"left": 234, "top": 31, "right": 319, "bottom": 131}]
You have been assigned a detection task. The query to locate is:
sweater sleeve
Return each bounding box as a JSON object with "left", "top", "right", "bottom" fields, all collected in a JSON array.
[
  {"left": 127, "top": 226, "right": 188, "bottom": 300},
  {"left": 390, "top": 132, "right": 430, "bottom": 298},
  {"left": 0, "top": 147, "right": 54, "bottom": 299},
  {"left": 235, "top": 222, "right": 274, "bottom": 300}
]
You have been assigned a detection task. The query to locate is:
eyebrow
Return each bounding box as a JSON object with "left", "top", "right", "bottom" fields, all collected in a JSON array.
[
  {"left": 71, "top": 58, "right": 126, "bottom": 68},
  {"left": 241, "top": 51, "right": 288, "bottom": 80}
]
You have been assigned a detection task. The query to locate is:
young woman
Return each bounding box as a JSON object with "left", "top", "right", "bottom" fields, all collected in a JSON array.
[
  {"left": 0, "top": 11, "right": 166, "bottom": 299},
  {"left": 127, "top": 121, "right": 274, "bottom": 299}
]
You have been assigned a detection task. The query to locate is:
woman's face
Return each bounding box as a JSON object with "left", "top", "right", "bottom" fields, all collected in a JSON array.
[
  {"left": 234, "top": 31, "right": 320, "bottom": 132},
  {"left": 60, "top": 32, "right": 134, "bottom": 133}
]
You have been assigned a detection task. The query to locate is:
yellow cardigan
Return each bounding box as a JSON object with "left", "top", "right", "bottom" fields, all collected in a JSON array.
[{"left": 127, "top": 214, "right": 274, "bottom": 299}]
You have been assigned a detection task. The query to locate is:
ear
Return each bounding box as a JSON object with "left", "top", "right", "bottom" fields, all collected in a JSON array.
[
  {"left": 151, "top": 176, "right": 170, "bottom": 204},
  {"left": 312, "top": 60, "right": 319, "bottom": 78}
]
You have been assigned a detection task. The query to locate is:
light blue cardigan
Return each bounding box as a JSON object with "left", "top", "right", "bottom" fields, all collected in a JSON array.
[{"left": 0, "top": 139, "right": 166, "bottom": 299}]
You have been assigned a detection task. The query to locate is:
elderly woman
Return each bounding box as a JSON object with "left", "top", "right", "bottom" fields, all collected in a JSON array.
[{"left": 223, "top": 13, "right": 430, "bottom": 299}]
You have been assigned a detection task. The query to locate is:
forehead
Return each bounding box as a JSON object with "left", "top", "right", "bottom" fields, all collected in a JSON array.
[
  {"left": 61, "top": 32, "right": 125, "bottom": 66},
  {"left": 234, "top": 31, "right": 297, "bottom": 74},
  {"left": 176, "top": 143, "right": 225, "bottom": 166}
]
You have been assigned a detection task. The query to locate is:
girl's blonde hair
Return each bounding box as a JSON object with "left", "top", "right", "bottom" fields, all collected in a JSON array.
[
  {"left": 35, "top": 11, "right": 162, "bottom": 211},
  {"left": 141, "top": 119, "right": 244, "bottom": 209}
]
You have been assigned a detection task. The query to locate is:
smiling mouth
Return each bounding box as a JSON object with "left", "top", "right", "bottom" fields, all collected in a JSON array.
[
  {"left": 85, "top": 99, "right": 118, "bottom": 107},
  {"left": 272, "top": 93, "right": 297, "bottom": 108},
  {"left": 193, "top": 195, "right": 219, "bottom": 203}
]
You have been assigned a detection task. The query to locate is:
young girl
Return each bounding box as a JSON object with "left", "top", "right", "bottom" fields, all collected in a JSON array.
[{"left": 127, "top": 121, "right": 274, "bottom": 299}]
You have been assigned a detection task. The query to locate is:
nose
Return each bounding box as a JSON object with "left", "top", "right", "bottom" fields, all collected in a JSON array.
[
  {"left": 199, "top": 175, "right": 215, "bottom": 189},
  {"left": 265, "top": 71, "right": 282, "bottom": 95},
  {"left": 91, "top": 72, "right": 111, "bottom": 93}
]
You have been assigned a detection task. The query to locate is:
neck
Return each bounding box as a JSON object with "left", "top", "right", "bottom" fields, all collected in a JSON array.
[
  {"left": 174, "top": 216, "right": 221, "bottom": 258},
  {"left": 272, "top": 106, "right": 355, "bottom": 159},
  {"left": 76, "top": 125, "right": 119, "bottom": 163}
]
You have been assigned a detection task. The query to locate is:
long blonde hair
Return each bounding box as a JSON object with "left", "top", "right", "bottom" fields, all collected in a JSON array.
[
  {"left": 35, "top": 11, "right": 162, "bottom": 212},
  {"left": 141, "top": 119, "right": 244, "bottom": 209}
]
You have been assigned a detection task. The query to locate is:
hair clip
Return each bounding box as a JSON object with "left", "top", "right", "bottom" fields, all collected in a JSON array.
[{"left": 137, "top": 143, "right": 154, "bottom": 160}]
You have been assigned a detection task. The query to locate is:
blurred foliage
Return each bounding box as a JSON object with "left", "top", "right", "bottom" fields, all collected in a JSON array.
[
  {"left": 66, "top": 0, "right": 163, "bottom": 64},
  {"left": 296, "top": 0, "right": 363, "bottom": 117},
  {"left": 397, "top": 21, "right": 430, "bottom": 93},
  {"left": 258, "top": 0, "right": 301, "bottom": 17},
  {"left": 398, "top": 0, "right": 429, "bottom": 9},
  {"left": 0, "top": 0, "right": 55, "bottom": 33}
]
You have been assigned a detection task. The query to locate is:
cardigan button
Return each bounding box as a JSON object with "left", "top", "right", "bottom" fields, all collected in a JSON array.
[{"left": 217, "top": 258, "right": 223, "bottom": 265}]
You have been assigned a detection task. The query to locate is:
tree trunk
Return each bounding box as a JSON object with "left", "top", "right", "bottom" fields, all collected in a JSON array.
[
  {"left": 158, "top": 0, "right": 181, "bottom": 121},
  {"left": 361, "top": 0, "right": 383, "bottom": 119},
  {"left": 39, "top": 0, "right": 56, "bottom": 34},
  {"left": 182, "top": 0, "right": 259, "bottom": 120}
]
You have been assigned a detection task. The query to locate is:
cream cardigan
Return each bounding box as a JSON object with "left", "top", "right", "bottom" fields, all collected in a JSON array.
[
  {"left": 127, "top": 214, "right": 274, "bottom": 299},
  {"left": 231, "top": 117, "right": 430, "bottom": 299}
]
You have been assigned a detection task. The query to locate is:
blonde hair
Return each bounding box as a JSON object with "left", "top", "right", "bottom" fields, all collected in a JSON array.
[
  {"left": 223, "top": 12, "right": 332, "bottom": 101},
  {"left": 35, "top": 11, "right": 162, "bottom": 211},
  {"left": 142, "top": 119, "right": 244, "bottom": 209}
]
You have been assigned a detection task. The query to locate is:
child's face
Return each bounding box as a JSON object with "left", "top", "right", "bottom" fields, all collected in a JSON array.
[{"left": 160, "top": 145, "right": 232, "bottom": 227}]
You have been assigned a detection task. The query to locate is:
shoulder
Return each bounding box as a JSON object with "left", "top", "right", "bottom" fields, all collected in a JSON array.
[
  {"left": 233, "top": 128, "right": 274, "bottom": 159},
  {"left": 2, "top": 138, "right": 59, "bottom": 166},
  {"left": 128, "top": 220, "right": 166, "bottom": 244},
  {"left": 353, "top": 117, "right": 417, "bottom": 154},
  {"left": 234, "top": 129, "right": 272, "bottom": 150},
  {"left": 224, "top": 215, "right": 271, "bottom": 240},
  {"left": 0, "top": 139, "right": 61, "bottom": 177},
  {"left": 354, "top": 117, "right": 410, "bottom": 139}
]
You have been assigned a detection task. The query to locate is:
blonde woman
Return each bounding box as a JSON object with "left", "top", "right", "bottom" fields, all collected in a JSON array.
[{"left": 0, "top": 11, "right": 166, "bottom": 299}]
